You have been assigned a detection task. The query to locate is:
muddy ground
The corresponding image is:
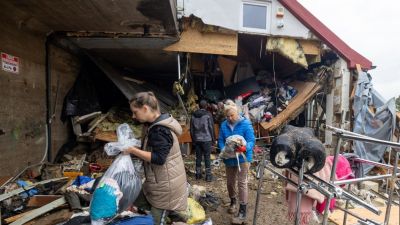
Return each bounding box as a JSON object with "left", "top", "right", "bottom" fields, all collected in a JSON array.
[{"left": 185, "top": 153, "right": 321, "bottom": 225}]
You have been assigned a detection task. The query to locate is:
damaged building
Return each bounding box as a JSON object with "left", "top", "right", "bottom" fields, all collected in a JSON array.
[{"left": 0, "top": 0, "right": 397, "bottom": 224}]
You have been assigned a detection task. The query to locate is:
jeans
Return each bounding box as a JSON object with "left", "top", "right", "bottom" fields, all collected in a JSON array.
[{"left": 194, "top": 141, "right": 212, "bottom": 176}]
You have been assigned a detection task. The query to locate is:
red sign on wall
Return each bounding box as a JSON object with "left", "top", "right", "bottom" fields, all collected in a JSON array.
[{"left": 1, "top": 52, "right": 19, "bottom": 74}]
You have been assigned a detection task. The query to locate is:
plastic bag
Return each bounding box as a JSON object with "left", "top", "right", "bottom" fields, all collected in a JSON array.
[
  {"left": 104, "top": 123, "right": 141, "bottom": 156},
  {"left": 101, "top": 154, "right": 142, "bottom": 212},
  {"left": 219, "top": 135, "right": 247, "bottom": 159},
  {"left": 90, "top": 178, "right": 122, "bottom": 222},
  {"left": 186, "top": 198, "right": 206, "bottom": 224}
]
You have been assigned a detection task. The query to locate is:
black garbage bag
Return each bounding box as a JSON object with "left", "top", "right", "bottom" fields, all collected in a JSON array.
[
  {"left": 198, "top": 192, "right": 220, "bottom": 212},
  {"left": 270, "top": 125, "right": 326, "bottom": 174}
]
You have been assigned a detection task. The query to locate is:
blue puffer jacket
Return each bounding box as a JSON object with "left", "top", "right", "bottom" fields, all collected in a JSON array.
[{"left": 218, "top": 117, "right": 255, "bottom": 167}]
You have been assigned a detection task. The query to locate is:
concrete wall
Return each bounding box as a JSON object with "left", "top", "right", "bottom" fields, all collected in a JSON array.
[
  {"left": 181, "top": 0, "right": 312, "bottom": 39},
  {"left": 0, "top": 14, "right": 79, "bottom": 176}
]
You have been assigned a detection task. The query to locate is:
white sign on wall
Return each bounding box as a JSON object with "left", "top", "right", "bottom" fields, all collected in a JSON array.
[{"left": 1, "top": 52, "right": 19, "bottom": 74}]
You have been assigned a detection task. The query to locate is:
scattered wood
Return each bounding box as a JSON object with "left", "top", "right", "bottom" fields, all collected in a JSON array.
[
  {"left": 0, "top": 177, "right": 68, "bottom": 202},
  {"left": 25, "top": 209, "right": 72, "bottom": 225},
  {"left": 26, "top": 195, "right": 62, "bottom": 208},
  {"left": 9, "top": 197, "right": 66, "bottom": 225},
  {"left": 4, "top": 210, "right": 34, "bottom": 224}
]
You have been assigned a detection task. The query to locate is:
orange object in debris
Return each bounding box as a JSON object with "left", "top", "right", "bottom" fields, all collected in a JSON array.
[{"left": 63, "top": 171, "right": 84, "bottom": 180}]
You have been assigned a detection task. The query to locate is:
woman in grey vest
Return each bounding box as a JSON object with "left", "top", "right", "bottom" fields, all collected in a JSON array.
[{"left": 124, "top": 91, "right": 188, "bottom": 225}]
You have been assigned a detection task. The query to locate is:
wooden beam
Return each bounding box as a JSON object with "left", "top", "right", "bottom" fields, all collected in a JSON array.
[
  {"left": 0, "top": 177, "right": 67, "bottom": 202},
  {"left": 164, "top": 26, "right": 238, "bottom": 56},
  {"left": 10, "top": 197, "right": 66, "bottom": 225},
  {"left": 27, "top": 195, "right": 62, "bottom": 208}
]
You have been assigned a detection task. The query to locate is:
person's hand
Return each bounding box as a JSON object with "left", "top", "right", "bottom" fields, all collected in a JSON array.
[{"left": 122, "top": 147, "right": 134, "bottom": 155}]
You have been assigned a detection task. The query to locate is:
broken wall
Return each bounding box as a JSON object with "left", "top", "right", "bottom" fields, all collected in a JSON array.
[
  {"left": 0, "top": 11, "right": 79, "bottom": 176},
  {"left": 324, "top": 58, "right": 351, "bottom": 147}
]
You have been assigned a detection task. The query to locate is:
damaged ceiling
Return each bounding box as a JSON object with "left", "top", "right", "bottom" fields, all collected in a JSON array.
[
  {"left": 3, "top": 0, "right": 178, "bottom": 34},
  {"left": 1, "top": 0, "right": 180, "bottom": 74}
]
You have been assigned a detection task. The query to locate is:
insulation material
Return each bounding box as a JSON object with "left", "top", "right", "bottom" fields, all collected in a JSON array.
[
  {"left": 266, "top": 37, "right": 308, "bottom": 68},
  {"left": 352, "top": 72, "right": 396, "bottom": 174},
  {"left": 164, "top": 26, "right": 238, "bottom": 56},
  {"left": 260, "top": 81, "right": 321, "bottom": 131}
]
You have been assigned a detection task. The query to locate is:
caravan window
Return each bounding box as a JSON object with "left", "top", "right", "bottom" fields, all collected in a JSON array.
[{"left": 241, "top": 1, "right": 271, "bottom": 33}]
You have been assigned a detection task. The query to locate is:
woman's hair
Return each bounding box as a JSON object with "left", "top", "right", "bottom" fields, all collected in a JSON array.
[
  {"left": 129, "top": 91, "right": 160, "bottom": 112},
  {"left": 223, "top": 99, "right": 238, "bottom": 114}
]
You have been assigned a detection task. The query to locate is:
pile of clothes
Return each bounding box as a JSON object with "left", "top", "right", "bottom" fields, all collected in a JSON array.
[{"left": 234, "top": 70, "right": 298, "bottom": 123}]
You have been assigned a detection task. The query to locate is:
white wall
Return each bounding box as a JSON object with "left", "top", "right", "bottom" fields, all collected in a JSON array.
[{"left": 180, "top": 0, "right": 312, "bottom": 39}]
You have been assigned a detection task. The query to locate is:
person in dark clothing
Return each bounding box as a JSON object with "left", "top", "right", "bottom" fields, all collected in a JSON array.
[{"left": 190, "top": 100, "right": 215, "bottom": 182}]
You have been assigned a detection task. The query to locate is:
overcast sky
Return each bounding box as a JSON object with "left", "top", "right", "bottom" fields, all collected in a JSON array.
[{"left": 298, "top": 0, "right": 400, "bottom": 101}]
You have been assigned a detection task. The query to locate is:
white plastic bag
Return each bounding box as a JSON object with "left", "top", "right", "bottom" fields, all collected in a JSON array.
[
  {"left": 104, "top": 123, "right": 141, "bottom": 156},
  {"left": 219, "top": 135, "right": 247, "bottom": 159},
  {"left": 101, "top": 154, "right": 142, "bottom": 212}
]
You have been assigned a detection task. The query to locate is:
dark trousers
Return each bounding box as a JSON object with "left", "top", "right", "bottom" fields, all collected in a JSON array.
[{"left": 194, "top": 141, "right": 212, "bottom": 176}]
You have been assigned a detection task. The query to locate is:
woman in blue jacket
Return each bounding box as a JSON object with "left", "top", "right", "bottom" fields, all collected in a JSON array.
[{"left": 218, "top": 101, "right": 255, "bottom": 223}]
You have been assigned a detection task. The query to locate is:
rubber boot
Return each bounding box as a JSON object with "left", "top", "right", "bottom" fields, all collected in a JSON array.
[
  {"left": 231, "top": 204, "right": 247, "bottom": 224},
  {"left": 195, "top": 167, "right": 203, "bottom": 180},
  {"left": 205, "top": 168, "right": 213, "bottom": 182},
  {"left": 228, "top": 198, "right": 237, "bottom": 214}
]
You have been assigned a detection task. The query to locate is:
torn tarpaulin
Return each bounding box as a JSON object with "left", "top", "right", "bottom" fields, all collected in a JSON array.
[{"left": 352, "top": 72, "right": 396, "bottom": 174}]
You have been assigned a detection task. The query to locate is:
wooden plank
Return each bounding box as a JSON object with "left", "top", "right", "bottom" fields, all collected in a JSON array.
[
  {"left": 10, "top": 197, "right": 66, "bottom": 225},
  {"left": 298, "top": 40, "right": 321, "bottom": 55},
  {"left": 0, "top": 177, "right": 67, "bottom": 202},
  {"left": 164, "top": 26, "right": 238, "bottom": 56},
  {"left": 5, "top": 210, "right": 33, "bottom": 224},
  {"left": 26, "top": 195, "right": 62, "bottom": 208},
  {"left": 25, "top": 209, "right": 72, "bottom": 225},
  {"left": 217, "top": 56, "right": 237, "bottom": 87},
  {"left": 329, "top": 206, "right": 399, "bottom": 225}
]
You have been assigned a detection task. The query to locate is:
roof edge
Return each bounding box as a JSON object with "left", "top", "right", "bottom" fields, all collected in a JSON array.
[{"left": 278, "top": 0, "right": 372, "bottom": 70}]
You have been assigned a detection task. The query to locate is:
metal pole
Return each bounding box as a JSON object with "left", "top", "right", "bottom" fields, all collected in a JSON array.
[
  {"left": 253, "top": 151, "right": 267, "bottom": 225},
  {"left": 342, "top": 184, "right": 352, "bottom": 225},
  {"left": 351, "top": 157, "right": 400, "bottom": 170},
  {"left": 322, "top": 137, "right": 342, "bottom": 225},
  {"left": 177, "top": 53, "right": 181, "bottom": 80},
  {"left": 294, "top": 160, "right": 305, "bottom": 225},
  {"left": 384, "top": 151, "right": 399, "bottom": 225},
  {"left": 325, "top": 125, "right": 400, "bottom": 150},
  {"left": 340, "top": 133, "right": 400, "bottom": 150},
  {"left": 334, "top": 173, "right": 400, "bottom": 186}
]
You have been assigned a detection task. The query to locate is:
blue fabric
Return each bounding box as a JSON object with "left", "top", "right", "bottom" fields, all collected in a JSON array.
[
  {"left": 16, "top": 180, "right": 38, "bottom": 198},
  {"left": 72, "top": 176, "right": 94, "bottom": 186},
  {"left": 110, "top": 215, "right": 154, "bottom": 225},
  {"left": 218, "top": 117, "right": 255, "bottom": 167},
  {"left": 90, "top": 184, "right": 118, "bottom": 220}
]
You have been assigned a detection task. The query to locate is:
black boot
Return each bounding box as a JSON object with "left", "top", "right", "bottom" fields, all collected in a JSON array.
[
  {"left": 231, "top": 204, "right": 247, "bottom": 224},
  {"left": 237, "top": 204, "right": 247, "bottom": 219},
  {"left": 195, "top": 167, "right": 203, "bottom": 180},
  {"left": 205, "top": 168, "right": 213, "bottom": 182},
  {"left": 228, "top": 198, "right": 237, "bottom": 214}
]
